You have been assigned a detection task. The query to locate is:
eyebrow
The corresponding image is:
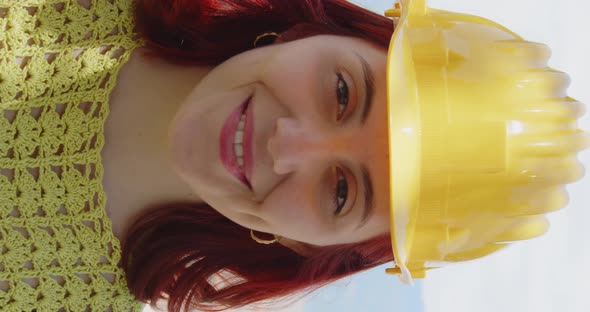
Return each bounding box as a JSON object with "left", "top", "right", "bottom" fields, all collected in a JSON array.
[
  {"left": 356, "top": 165, "right": 375, "bottom": 230},
  {"left": 356, "top": 53, "right": 375, "bottom": 126}
]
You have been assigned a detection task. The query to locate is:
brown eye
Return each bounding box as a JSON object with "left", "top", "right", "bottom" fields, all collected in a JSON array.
[
  {"left": 333, "top": 167, "right": 348, "bottom": 215},
  {"left": 336, "top": 73, "right": 349, "bottom": 120}
]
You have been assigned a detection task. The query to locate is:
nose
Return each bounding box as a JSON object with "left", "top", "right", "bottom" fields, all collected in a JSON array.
[{"left": 267, "top": 117, "right": 350, "bottom": 174}]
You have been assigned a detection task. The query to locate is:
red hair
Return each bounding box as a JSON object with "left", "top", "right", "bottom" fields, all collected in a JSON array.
[{"left": 122, "top": 0, "right": 395, "bottom": 311}]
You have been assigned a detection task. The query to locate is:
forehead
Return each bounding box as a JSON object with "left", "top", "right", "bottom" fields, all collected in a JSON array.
[
  {"left": 361, "top": 87, "right": 391, "bottom": 238},
  {"left": 353, "top": 41, "right": 391, "bottom": 240},
  {"left": 293, "top": 34, "right": 387, "bottom": 53}
]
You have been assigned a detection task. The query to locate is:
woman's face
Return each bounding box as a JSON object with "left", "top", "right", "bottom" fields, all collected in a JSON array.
[{"left": 169, "top": 35, "right": 390, "bottom": 247}]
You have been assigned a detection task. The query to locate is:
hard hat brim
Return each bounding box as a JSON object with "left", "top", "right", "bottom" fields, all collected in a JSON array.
[{"left": 385, "top": 0, "right": 425, "bottom": 284}]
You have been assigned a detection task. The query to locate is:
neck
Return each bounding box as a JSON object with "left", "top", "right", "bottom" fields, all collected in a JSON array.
[{"left": 102, "top": 48, "right": 212, "bottom": 239}]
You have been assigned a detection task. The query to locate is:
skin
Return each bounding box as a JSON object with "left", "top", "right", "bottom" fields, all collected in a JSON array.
[{"left": 104, "top": 35, "right": 391, "bottom": 253}]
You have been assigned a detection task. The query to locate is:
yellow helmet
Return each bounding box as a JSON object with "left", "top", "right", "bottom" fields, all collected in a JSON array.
[{"left": 384, "top": 0, "right": 590, "bottom": 284}]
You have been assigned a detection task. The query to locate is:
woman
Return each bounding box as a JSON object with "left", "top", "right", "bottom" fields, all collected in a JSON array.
[
  {"left": 0, "top": 0, "right": 394, "bottom": 310},
  {"left": 0, "top": 0, "right": 586, "bottom": 312},
  {"left": 119, "top": 0, "right": 395, "bottom": 310}
]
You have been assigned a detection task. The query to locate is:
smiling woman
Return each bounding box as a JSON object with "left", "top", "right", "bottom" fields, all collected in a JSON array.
[{"left": 118, "top": 0, "right": 396, "bottom": 311}]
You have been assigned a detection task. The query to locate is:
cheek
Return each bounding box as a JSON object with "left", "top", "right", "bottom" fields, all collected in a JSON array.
[
  {"left": 261, "top": 46, "right": 331, "bottom": 116},
  {"left": 259, "top": 177, "right": 329, "bottom": 240}
]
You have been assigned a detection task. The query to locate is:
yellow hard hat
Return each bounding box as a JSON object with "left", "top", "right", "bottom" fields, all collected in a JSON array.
[{"left": 384, "top": 0, "right": 590, "bottom": 284}]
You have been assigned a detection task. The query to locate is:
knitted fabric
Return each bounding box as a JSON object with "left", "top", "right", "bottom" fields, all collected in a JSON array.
[{"left": 0, "top": 0, "right": 143, "bottom": 310}]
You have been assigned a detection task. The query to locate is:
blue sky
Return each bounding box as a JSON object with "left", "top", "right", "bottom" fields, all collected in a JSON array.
[{"left": 306, "top": 264, "right": 423, "bottom": 312}]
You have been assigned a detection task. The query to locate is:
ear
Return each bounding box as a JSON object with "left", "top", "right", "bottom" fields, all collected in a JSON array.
[{"left": 278, "top": 237, "right": 320, "bottom": 257}]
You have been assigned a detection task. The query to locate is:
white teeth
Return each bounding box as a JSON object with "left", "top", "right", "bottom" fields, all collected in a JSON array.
[
  {"left": 237, "top": 113, "right": 246, "bottom": 131},
  {"left": 234, "top": 130, "right": 243, "bottom": 143},
  {"left": 234, "top": 144, "right": 243, "bottom": 157},
  {"left": 234, "top": 111, "right": 247, "bottom": 170}
]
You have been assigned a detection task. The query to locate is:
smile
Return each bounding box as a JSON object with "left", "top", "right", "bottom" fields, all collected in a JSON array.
[{"left": 220, "top": 96, "right": 253, "bottom": 189}]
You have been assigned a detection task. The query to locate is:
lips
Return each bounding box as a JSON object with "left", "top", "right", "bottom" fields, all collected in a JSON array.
[{"left": 220, "top": 96, "right": 253, "bottom": 188}]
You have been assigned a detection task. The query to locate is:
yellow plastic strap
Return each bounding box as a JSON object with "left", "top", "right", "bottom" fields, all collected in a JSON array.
[
  {"left": 385, "top": 0, "right": 427, "bottom": 18},
  {"left": 385, "top": 2, "right": 402, "bottom": 17},
  {"left": 386, "top": 267, "right": 428, "bottom": 279}
]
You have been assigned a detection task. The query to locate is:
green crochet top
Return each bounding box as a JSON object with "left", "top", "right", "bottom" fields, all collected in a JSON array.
[{"left": 0, "top": 0, "right": 143, "bottom": 310}]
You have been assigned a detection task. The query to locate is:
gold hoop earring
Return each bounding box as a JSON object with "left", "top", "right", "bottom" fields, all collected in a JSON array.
[
  {"left": 250, "top": 229, "right": 281, "bottom": 245},
  {"left": 253, "top": 32, "right": 281, "bottom": 48}
]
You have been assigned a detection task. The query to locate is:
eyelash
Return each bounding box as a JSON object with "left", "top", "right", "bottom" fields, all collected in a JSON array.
[
  {"left": 333, "top": 167, "right": 349, "bottom": 216},
  {"left": 336, "top": 72, "right": 349, "bottom": 120}
]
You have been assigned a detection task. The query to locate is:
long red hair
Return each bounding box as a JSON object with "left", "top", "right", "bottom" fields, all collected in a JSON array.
[{"left": 122, "top": 0, "right": 395, "bottom": 311}]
